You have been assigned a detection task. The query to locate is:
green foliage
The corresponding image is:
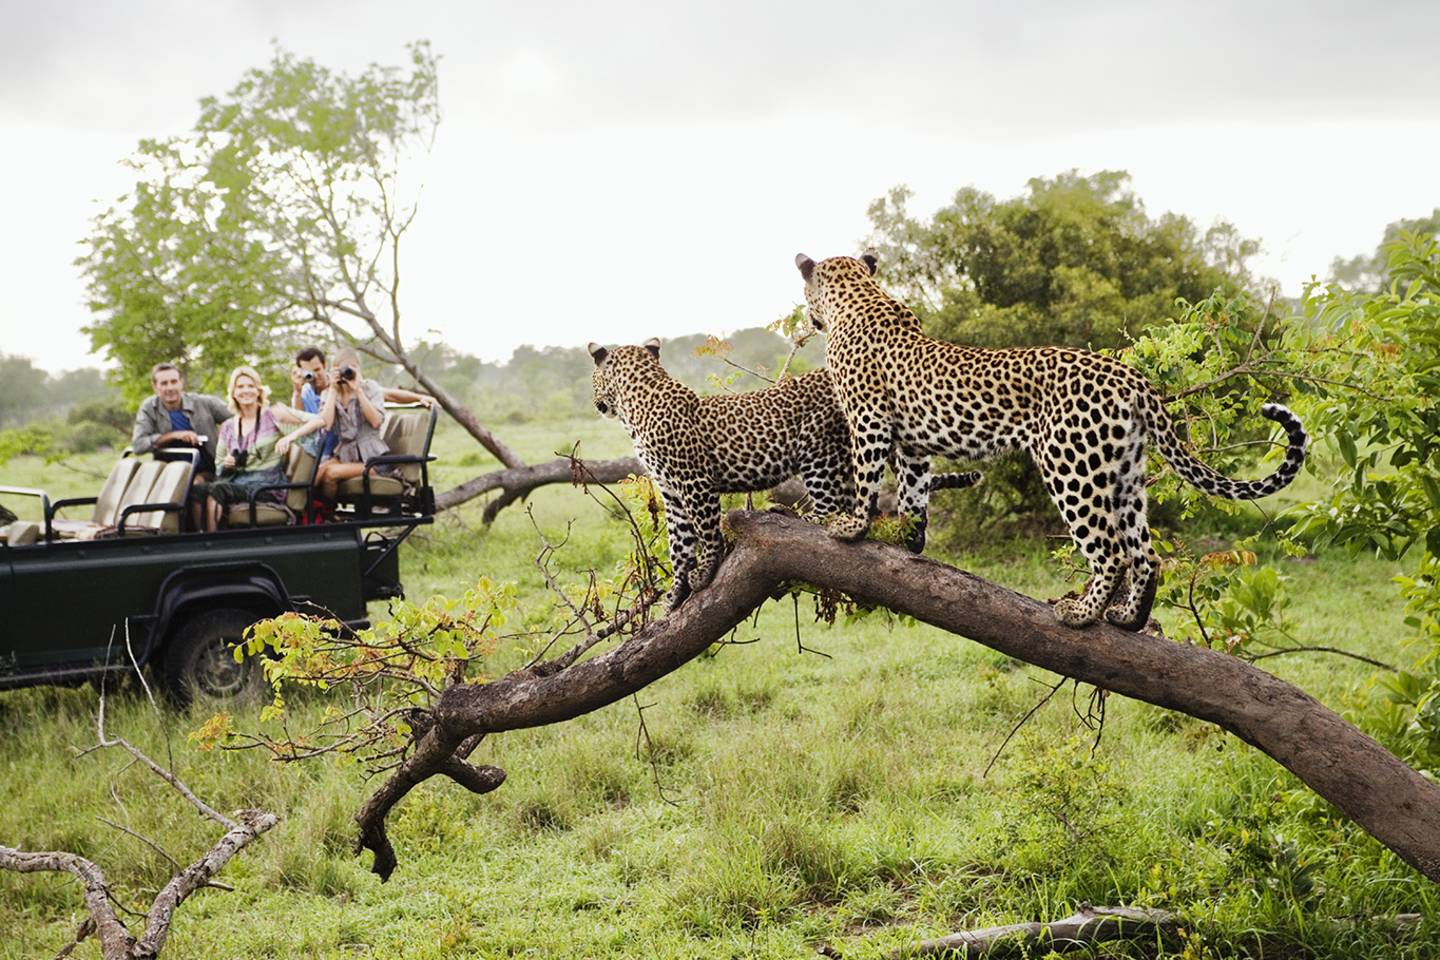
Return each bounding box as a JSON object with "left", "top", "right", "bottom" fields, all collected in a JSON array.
[
  {"left": 78, "top": 42, "right": 441, "bottom": 401},
  {"left": 867, "top": 170, "right": 1258, "bottom": 350}
]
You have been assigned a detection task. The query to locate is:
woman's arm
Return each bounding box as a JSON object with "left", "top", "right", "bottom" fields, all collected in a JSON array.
[{"left": 272, "top": 405, "right": 322, "bottom": 457}]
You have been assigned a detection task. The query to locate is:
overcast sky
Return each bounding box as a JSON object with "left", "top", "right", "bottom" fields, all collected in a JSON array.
[{"left": 3, "top": 0, "right": 1438, "bottom": 373}]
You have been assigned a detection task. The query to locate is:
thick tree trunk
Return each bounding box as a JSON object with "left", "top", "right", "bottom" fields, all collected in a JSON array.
[{"left": 356, "top": 510, "right": 1440, "bottom": 884}]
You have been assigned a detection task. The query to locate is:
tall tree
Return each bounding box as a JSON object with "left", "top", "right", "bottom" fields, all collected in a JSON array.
[
  {"left": 79, "top": 43, "right": 642, "bottom": 509},
  {"left": 866, "top": 170, "right": 1259, "bottom": 349}
]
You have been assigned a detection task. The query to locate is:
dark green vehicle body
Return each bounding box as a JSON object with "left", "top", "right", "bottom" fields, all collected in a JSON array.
[{"left": 0, "top": 518, "right": 422, "bottom": 691}]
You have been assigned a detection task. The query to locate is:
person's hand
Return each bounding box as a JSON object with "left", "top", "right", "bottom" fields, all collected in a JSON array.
[
  {"left": 222, "top": 454, "right": 237, "bottom": 471},
  {"left": 176, "top": 430, "right": 200, "bottom": 446},
  {"left": 289, "top": 366, "right": 306, "bottom": 389},
  {"left": 275, "top": 435, "right": 292, "bottom": 458},
  {"left": 415, "top": 394, "right": 435, "bottom": 409}
]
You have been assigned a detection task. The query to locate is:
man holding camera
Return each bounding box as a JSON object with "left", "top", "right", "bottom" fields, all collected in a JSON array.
[{"left": 290, "top": 346, "right": 435, "bottom": 415}]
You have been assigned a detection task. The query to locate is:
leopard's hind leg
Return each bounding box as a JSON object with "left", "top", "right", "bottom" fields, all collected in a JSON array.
[
  {"left": 892, "top": 445, "right": 933, "bottom": 553},
  {"left": 1105, "top": 431, "right": 1160, "bottom": 631},
  {"left": 1034, "top": 425, "right": 1130, "bottom": 628}
]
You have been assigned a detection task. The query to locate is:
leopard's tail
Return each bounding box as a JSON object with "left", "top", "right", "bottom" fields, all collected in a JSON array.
[
  {"left": 1140, "top": 394, "right": 1307, "bottom": 500},
  {"left": 929, "top": 470, "right": 984, "bottom": 492}
]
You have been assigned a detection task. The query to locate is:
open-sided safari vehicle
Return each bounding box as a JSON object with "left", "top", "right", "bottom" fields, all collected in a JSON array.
[{"left": 0, "top": 404, "right": 438, "bottom": 703}]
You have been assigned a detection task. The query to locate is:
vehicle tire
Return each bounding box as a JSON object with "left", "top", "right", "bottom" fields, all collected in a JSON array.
[{"left": 162, "top": 608, "right": 268, "bottom": 707}]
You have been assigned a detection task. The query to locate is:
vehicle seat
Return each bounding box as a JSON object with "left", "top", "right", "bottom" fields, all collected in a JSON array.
[
  {"left": 335, "top": 408, "right": 431, "bottom": 502},
  {"left": 225, "top": 440, "right": 317, "bottom": 527},
  {"left": 124, "top": 460, "right": 192, "bottom": 534},
  {"left": 49, "top": 458, "right": 141, "bottom": 539},
  {"left": 1, "top": 521, "right": 40, "bottom": 546}
]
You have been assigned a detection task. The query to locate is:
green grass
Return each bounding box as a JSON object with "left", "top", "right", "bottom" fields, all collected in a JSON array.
[{"left": 1, "top": 420, "right": 1436, "bottom": 958}]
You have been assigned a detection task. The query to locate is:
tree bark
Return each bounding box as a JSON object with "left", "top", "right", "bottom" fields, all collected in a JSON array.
[
  {"left": 435, "top": 455, "right": 644, "bottom": 514},
  {"left": 356, "top": 510, "right": 1440, "bottom": 885}
]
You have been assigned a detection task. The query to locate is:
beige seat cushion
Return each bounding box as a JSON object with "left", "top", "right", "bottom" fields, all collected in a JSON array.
[
  {"left": 382, "top": 413, "right": 428, "bottom": 484},
  {"left": 336, "top": 474, "right": 407, "bottom": 498},
  {"left": 225, "top": 502, "right": 294, "bottom": 527},
  {"left": 2, "top": 521, "right": 40, "bottom": 546},
  {"left": 93, "top": 459, "right": 142, "bottom": 525}
]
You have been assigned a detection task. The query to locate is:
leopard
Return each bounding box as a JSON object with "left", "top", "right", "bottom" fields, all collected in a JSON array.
[
  {"left": 793, "top": 252, "right": 1308, "bottom": 631},
  {"left": 589, "top": 338, "right": 981, "bottom": 610}
]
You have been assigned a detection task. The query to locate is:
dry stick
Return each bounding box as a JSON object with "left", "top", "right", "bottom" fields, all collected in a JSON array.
[{"left": 351, "top": 511, "right": 1440, "bottom": 884}]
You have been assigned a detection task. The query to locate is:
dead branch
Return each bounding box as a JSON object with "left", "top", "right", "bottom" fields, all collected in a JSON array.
[
  {"left": 894, "top": 903, "right": 1177, "bottom": 958},
  {"left": 1, "top": 701, "right": 276, "bottom": 958},
  {"left": 351, "top": 510, "right": 1440, "bottom": 885}
]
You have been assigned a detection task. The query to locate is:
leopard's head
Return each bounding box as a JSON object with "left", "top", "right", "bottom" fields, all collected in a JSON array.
[
  {"left": 794, "top": 250, "right": 878, "bottom": 333},
  {"left": 588, "top": 338, "right": 663, "bottom": 419}
]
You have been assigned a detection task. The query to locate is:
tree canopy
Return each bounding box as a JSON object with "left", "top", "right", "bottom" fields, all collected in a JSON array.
[
  {"left": 78, "top": 42, "right": 440, "bottom": 403},
  {"left": 865, "top": 170, "right": 1259, "bottom": 349}
]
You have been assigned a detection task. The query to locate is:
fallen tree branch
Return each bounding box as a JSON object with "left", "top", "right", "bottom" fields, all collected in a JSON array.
[
  {"left": 354, "top": 510, "right": 1440, "bottom": 884},
  {"left": 435, "top": 455, "right": 644, "bottom": 515},
  {"left": 894, "top": 903, "right": 1177, "bottom": 958}
]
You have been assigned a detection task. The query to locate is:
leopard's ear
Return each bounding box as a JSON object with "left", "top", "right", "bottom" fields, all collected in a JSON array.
[
  {"left": 642, "top": 338, "right": 662, "bottom": 359},
  {"left": 587, "top": 343, "right": 609, "bottom": 366},
  {"left": 795, "top": 253, "right": 816, "bottom": 282},
  {"left": 860, "top": 249, "right": 879, "bottom": 276}
]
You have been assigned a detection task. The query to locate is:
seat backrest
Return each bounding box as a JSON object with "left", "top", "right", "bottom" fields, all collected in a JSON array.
[
  {"left": 92, "top": 459, "right": 141, "bottom": 525},
  {"left": 284, "top": 442, "right": 317, "bottom": 512},
  {"left": 114, "top": 461, "right": 164, "bottom": 527},
  {"left": 123, "top": 463, "right": 188, "bottom": 538},
  {"left": 382, "top": 412, "right": 428, "bottom": 484}
]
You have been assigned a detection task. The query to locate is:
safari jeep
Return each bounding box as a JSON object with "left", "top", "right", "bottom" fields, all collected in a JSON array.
[{"left": 0, "top": 405, "right": 438, "bottom": 703}]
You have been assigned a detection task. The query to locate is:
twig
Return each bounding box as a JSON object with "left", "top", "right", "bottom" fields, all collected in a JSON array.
[
  {"left": 1244, "top": 645, "right": 1396, "bottom": 672},
  {"left": 632, "top": 696, "right": 680, "bottom": 807},
  {"left": 984, "top": 675, "right": 1067, "bottom": 778}
]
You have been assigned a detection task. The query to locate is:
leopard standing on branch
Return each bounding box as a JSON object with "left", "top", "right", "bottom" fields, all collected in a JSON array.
[
  {"left": 589, "top": 339, "right": 980, "bottom": 611},
  {"left": 793, "top": 252, "right": 1307, "bottom": 631}
]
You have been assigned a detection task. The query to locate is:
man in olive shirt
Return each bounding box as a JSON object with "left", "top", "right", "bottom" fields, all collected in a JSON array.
[{"left": 130, "top": 363, "right": 231, "bottom": 479}]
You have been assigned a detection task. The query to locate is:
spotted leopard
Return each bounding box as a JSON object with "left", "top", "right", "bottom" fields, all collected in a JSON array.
[
  {"left": 794, "top": 253, "right": 1307, "bottom": 630},
  {"left": 589, "top": 338, "right": 980, "bottom": 610}
]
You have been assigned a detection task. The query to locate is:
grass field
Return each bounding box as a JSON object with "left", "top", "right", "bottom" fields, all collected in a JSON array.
[{"left": 1, "top": 419, "right": 1436, "bottom": 958}]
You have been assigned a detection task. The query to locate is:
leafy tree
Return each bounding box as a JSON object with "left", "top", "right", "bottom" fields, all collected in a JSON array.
[
  {"left": 866, "top": 170, "right": 1259, "bottom": 350},
  {"left": 0, "top": 356, "right": 49, "bottom": 427}
]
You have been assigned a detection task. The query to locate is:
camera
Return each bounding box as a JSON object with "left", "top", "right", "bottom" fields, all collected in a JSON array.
[
  {"left": 339, "top": 366, "right": 357, "bottom": 382},
  {"left": 302, "top": 370, "right": 315, "bottom": 382}
]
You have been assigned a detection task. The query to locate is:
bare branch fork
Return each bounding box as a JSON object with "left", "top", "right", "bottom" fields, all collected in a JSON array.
[
  {"left": 352, "top": 510, "right": 1440, "bottom": 886},
  {"left": 0, "top": 699, "right": 277, "bottom": 959}
]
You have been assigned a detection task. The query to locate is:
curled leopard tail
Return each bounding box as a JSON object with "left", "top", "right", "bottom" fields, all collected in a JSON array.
[
  {"left": 1141, "top": 394, "right": 1307, "bottom": 500},
  {"left": 929, "top": 470, "right": 984, "bottom": 492}
]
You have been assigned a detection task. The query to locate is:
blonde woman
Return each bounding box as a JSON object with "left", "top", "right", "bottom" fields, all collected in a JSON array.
[{"left": 201, "top": 366, "right": 325, "bottom": 531}]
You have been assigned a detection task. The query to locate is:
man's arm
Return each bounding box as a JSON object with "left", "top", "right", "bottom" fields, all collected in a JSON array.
[
  {"left": 130, "top": 400, "right": 160, "bottom": 455},
  {"left": 382, "top": 387, "right": 434, "bottom": 408}
]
